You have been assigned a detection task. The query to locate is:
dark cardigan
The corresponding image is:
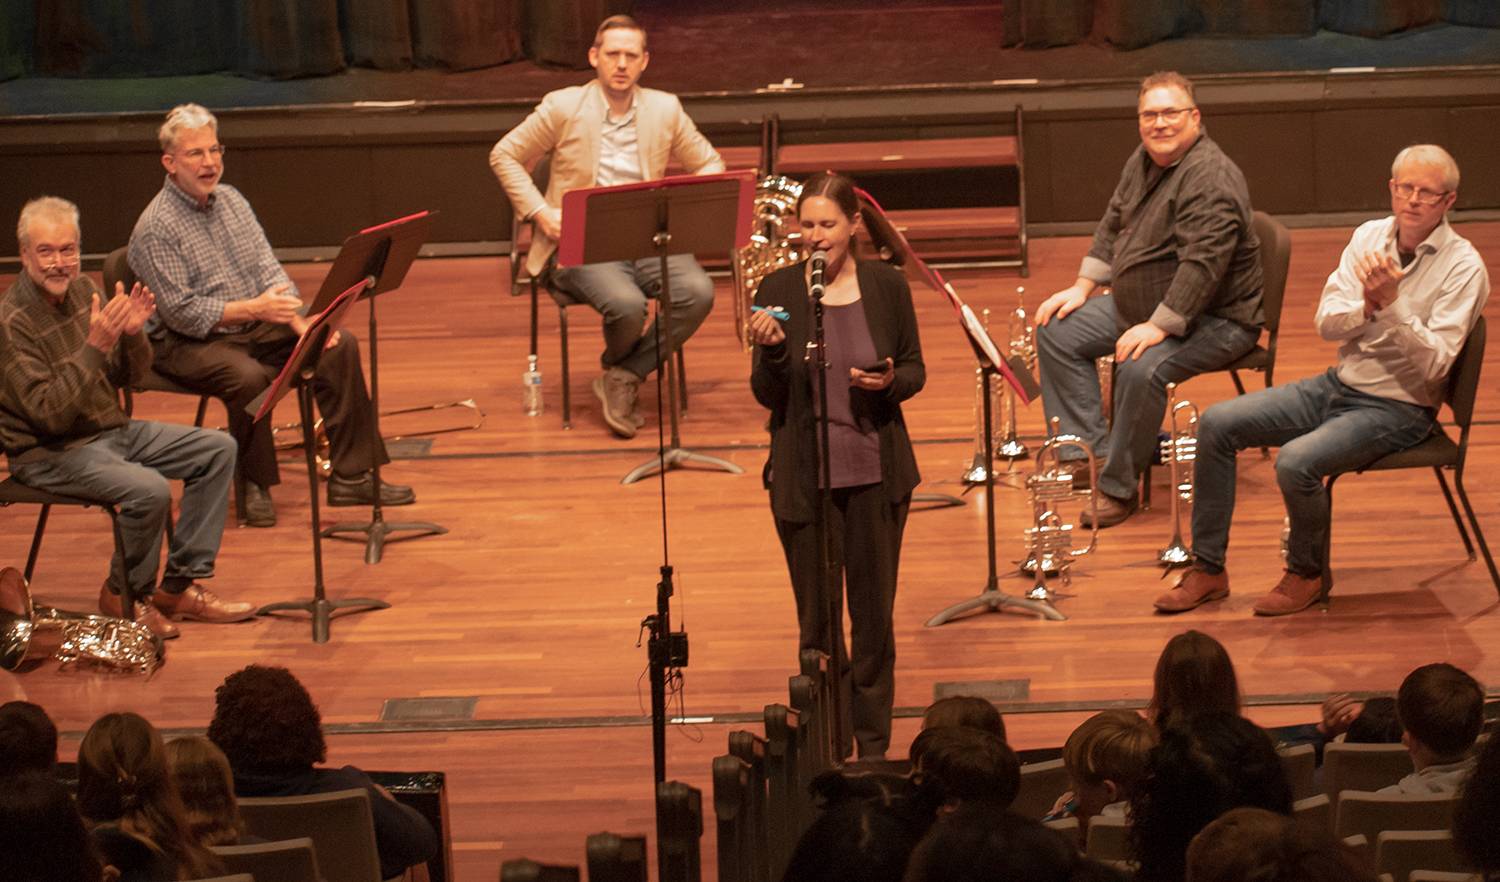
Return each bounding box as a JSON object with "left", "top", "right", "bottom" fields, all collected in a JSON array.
[{"left": 750, "top": 259, "right": 925, "bottom": 524}]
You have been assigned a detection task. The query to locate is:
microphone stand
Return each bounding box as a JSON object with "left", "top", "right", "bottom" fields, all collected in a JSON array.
[{"left": 808, "top": 254, "right": 848, "bottom": 759}]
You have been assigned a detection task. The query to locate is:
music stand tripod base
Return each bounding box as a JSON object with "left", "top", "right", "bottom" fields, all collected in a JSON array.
[
  {"left": 322, "top": 516, "right": 448, "bottom": 566},
  {"left": 258, "top": 595, "right": 391, "bottom": 645},
  {"left": 622, "top": 447, "right": 743, "bottom": 485},
  {"left": 925, "top": 588, "right": 1066, "bottom": 626}
]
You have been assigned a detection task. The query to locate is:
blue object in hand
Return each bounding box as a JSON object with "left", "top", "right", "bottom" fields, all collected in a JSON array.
[{"left": 751, "top": 305, "right": 790, "bottom": 322}]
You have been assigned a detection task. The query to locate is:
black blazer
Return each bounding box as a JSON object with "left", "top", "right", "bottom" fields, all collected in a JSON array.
[{"left": 750, "top": 259, "right": 925, "bottom": 523}]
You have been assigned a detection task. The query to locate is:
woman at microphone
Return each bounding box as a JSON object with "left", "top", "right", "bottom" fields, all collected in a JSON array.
[{"left": 748, "top": 171, "right": 925, "bottom": 761}]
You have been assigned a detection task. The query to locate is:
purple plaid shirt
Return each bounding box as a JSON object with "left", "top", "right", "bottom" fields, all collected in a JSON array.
[{"left": 128, "top": 176, "right": 296, "bottom": 340}]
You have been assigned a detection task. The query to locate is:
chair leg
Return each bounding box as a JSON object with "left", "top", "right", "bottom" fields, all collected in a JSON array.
[
  {"left": 1452, "top": 471, "right": 1500, "bottom": 596},
  {"left": 1229, "top": 369, "right": 1247, "bottom": 397},
  {"left": 1140, "top": 464, "right": 1152, "bottom": 511},
  {"left": 24, "top": 504, "right": 50, "bottom": 586},
  {"left": 193, "top": 395, "right": 210, "bottom": 428},
  {"left": 1432, "top": 466, "right": 1477, "bottom": 559},
  {"left": 558, "top": 305, "right": 573, "bottom": 430},
  {"left": 676, "top": 347, "right": 688, "bottom": 414},
  {"left": 1321, "top": 475, "right": 1336, "bottom": 602},
  {"left": 104, "top": 504, "right": 134, "bottom": 619}
]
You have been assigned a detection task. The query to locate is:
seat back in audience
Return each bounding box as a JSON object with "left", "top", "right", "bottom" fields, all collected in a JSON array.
[
  {"left": 1278, "top": 743, "right": 1318, "bottom": 801},
  {"left": 713, "top": 754, "right": 753, "bottom": 882},
  {"left": 1084, "top": 813, "right": 1131, "bottom": 862},
  {"left": 1292, "top": 793, "right": 1332, "bottom": 836},
  {"left": 237, "top": 788, "right": 382, "bottom": 882},
  {"left": 1376, "top": 830, "right": 1465, "bottom": 882},
  {"left": 585, "top": 832, "right": 647, "bottom": 882},
  {"left": 787, "top": 675, "right": 824, "bottom": 819},
  {"left": 799, "top": 649, "right": 838, "bottom": 770},
  {"left": 211, "top": 837, "right": 320, "bottom": 882},
  {"left": 499, "top": 858, "right": 581, "bottom": 881},
  {"left": 1010, "top": 758, "right": 1069, "bottom": 820},
  {"left": 657, "top": 780, "right": 704, "bottom": 882},
  {"left": 728, "top": 730, "right": 770, "bottom": 882},
  {"left": 763, "top": 702, "right": 802, "bottom": 878},
  {"left": 1407, "top": 873, "right": 1482, "bottom": 882},
  {"left": 1323, "top": 743, "right": 1414, "bottom": 804},
  {"left": 1334, "top": 791, "right": 1458, "bottom": 846},
  {"left": 189, "top": 876, "right": 255, "bottom": 882},
  {"left": 1042, "top": 815, "right": 1081, "bottom": 848}
]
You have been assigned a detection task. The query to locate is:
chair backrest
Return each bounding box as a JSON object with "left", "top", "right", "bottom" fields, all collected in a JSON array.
[
  {"left": 102, "top": 246, "right": 138, "bottom": 295},
  {"left": 1251, "top": 210, "right": 1292, "bottom": 336},
  {"left": 1084, "top": 813, "right": 1131, "bottom": 862},
  {"left": 585, "top": 832, "right": 648, "bottom": 882},
  {"left": 237, "top": 788, "right": 382, "bottom": 882},
  {"left": 188, "top": 875, "right": 255, "bottom": 882},
  {"left": 1376, "top": 829, "right": 1464, "bottom": 882},
  {"left": 1010, "top": 757, "right": 1069, "bottom": 820},
  {"left": 1278, "top": 743, "right": 1318, "bottom": 801},
  {"left": 211, "top": 837, "right": 320, "bottom": 882},
  {"left": 1446, "top": 316, "right": 1486, "bottom": 430},
  {"left": 500, "top": 859, "right": 582, "bottom": 882},
  {"left": 712, "top": 754, "right": 752, "bottom": 882},
  {"left": 1323, "top": 743, "right": 1414, "bottom": 803},
  {"left": 1333, "top": 790, "right": 1458, "bottom": 845},
  {"left": 1292, "top": 792, "right": 1332, "bottom": 836},
  {"left": 1408, "top": 872, "right": 1482, "bottom": 882}
]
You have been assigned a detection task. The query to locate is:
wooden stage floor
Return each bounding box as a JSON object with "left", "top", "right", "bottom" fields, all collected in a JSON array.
[{"left": 3, "top": 224, "right": 1499, "bottom": 877}]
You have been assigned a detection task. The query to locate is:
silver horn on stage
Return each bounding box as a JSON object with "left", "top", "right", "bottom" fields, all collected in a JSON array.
[
  {"left": 1158, "top": 383, "right": 1199, "bottom": 569},
  {"left": 732, "top": 175, "right": 806, "bottom": 350},
  {"left": 271, "top": 398, "right": 486, "bottom": 479},
  {"left": 962, "top": 307, "right": 1007, "bottom": 484},
  {"left": 0, "top": 567, "right": 163, "bottom": 675},
  {"left": 1020, "top": 418, "right": 1100, "bottom": 599},
  {"left": 997, "top": 287, "right": 1035, "bottom": 461}
]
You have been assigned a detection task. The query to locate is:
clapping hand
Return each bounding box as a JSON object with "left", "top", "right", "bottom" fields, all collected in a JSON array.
[
  {"left": 116, "top": 280, "right": 156, "bottom": 336},
  {"left": 1354, "top": 250, "right": 1404, "bottom": 314}
]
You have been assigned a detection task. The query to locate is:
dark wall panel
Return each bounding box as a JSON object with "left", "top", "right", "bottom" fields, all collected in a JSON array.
[
  {"left": 1445, "top": 105, "right": 1500, "bottom": 210},
  {"left": 1035, "top": 118, "right": 1138, "bottom": 223},
  {"left": 231, "top": 146, "right": 375, "bottom": 248},
  {"left": 1207, "top": 112, "right": 1318, "bottom": 215},
  {"left": 0, "top": 149, "right": 161, "bottom": 254},
  {"left": 1312, "top": 107, "right": 1450, "bottom": 212},
  {"left": 370, "top": 143, "right": 512, "bottom": 244}
]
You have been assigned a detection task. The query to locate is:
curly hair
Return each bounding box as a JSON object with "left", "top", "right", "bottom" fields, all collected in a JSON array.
[
  {"left": 208, "top": 665, "right": 326, "bottom": 774},
  {"left": 1130, "top": 712, "right": 1292, "bottom": 882},
  {"left": 1147, "top": 630, "right": 1242, "bottom": 732}
]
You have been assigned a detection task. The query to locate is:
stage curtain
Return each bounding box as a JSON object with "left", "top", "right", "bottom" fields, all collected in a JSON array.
[
  {"left": 412, "top": 1, "right": 523, "bottom": 70},
  {"left": 1318, "top": 0, "right": 1441, "bottom": 36},
  {"left": 1196, "top": 0, "right": 1317, "bottom": 35},
  {"left": 1093, "top": 0, "right": 1194, "bottom": 49},
  {"left": 1445, "top": 0, "right": 1500, "bottom": 27},
  {"left": 33, "top": 0, "right": 235, "bottom": 77},
  {"left": 525, "top": 0, "right": 632, "bottom": 68},
  {"left": 0, "top": 3, "right": 35, "bottom": 81},
  {"left": 339, "top": 0, "right": 414, "bottom": 70},
  {"left": 237, "top": 0, "right": 345, "bottom": 78},
  {"left": 1001, "top": 0, "right": 1095, "bottom": 48}
]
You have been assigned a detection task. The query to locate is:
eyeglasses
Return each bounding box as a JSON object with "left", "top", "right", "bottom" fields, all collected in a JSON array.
[
  {"left": 1138, "top": 107, "right": 1195, "bottom": 125},
  {"left": 176, "top": 144, "right": 226, "bottom": 163},
  {"left": 1391, "top": 182, "right": 1449, "bottom": 206},
  {"left": 33, "top": 244, "right": 80, "bottom": 268}
]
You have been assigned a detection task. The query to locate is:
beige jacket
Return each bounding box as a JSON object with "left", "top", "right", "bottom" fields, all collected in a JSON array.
[{"left": 490, "top": 80, "right": 724, "bottom": 276}]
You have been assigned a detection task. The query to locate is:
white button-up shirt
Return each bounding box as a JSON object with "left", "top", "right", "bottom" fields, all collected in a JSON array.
[{"left": 595, "top": 94, "right": 644, "bottom": 188}]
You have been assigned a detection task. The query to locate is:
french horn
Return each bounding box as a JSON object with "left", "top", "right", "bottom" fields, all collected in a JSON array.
[
  {"left": 0, "top": 567, "right": 163, "bottom": 675},
  {"left": 732, "top": 175, "right": 806, "bottom": 350},
  {"left": 1020, "top": 418, "right": 1100, "bottom": 593}
]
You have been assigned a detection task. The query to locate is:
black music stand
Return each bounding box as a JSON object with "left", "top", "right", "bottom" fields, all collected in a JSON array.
[
  {"left": 559, "top": 171, "right": 754, "bottom": 484},
  {"left": 310, "top": 212, "right": 447, "bottom": 564},
  {"left": 252, "top": 282, "right": 389, "bottom": 643}
]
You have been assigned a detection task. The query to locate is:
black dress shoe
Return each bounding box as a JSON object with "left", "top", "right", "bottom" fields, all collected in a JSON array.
[
  {"left": 243, "top": 481, "right": 276, "bottom": 528},
  {"left": 327, "top": 472, "right": 416, "bottom": 507}
]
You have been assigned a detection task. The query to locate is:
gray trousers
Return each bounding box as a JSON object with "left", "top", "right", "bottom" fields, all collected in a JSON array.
[
  {"left": 12, "top": 421, "right": 236, "bottom": 598},
  {"left": 552, "top": 254, "right": 714, "bottom": 380}
]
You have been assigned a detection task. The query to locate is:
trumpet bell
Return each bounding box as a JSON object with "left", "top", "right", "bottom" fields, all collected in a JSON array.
[{"left": 0, "top": 566, "right": 162, "bottom": 675}]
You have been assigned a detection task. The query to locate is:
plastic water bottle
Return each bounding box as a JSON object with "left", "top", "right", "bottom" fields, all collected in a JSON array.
[{"left": 522, "top": 355, "right": 543, "bottom": 416}]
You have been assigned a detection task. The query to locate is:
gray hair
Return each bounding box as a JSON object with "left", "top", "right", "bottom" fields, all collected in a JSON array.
[
  {"left": 1392, "top": 144, "right": 1460, "bottom": 193},
  {"left": 17, "top": 196, "right": 80, "bottom": 251},
  {"left": 159, "top": 103, "right": 218, "bottom": 152}
]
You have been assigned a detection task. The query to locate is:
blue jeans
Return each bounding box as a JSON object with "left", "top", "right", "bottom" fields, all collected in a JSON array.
[
  {"left": 12, "top": 421, "right": 236, "bottom": 597},
  {"left": 1035, "top": 294, "right": 1260, "bottom": 501},
  {"left": 1191, "top": 369, "right": 1435, "bottom": 576},
  {"left": 552, "top": 254, "right": 714, "bottom": 380}
]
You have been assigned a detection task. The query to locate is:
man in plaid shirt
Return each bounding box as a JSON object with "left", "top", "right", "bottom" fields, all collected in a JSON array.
[
  {"left": 1, "top": 197, "right": 250, "bottom": 638},
  {"left": 128, "top": 104, "right": 415, "bottom": 528}
]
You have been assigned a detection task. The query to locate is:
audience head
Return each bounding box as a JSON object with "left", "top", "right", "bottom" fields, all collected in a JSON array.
[
  {"left": 0, "top": 771, "right": 105, "bottom": 882},
  {"left": 1137, "top": 70, "right": 1201, "bottom": 167},
  {"left": 15, "top": 196, "right": 83, "bottom": 299},
  {"left": 1454, "top": 730, "right": 1500, "bottom": 876},
  {"left": 1148, "top": 629, "right": 1241, "bottom": 732},
  {"left": 209, "top": 664, "right": 326, "bottom": 775},
  {"left": 1130, "top": 712, "right": 1293, "bottom": 882},
  {"left": 780, "top": 799, "right": 920, "bottom": 882},
  {"left": 77, "top": 711, "right": 218, "bottom": 878},
  {"left": 922, "top": 695, "right": 1007, "bottom": 743},
  {"left": 903, "top": 802, "right": 1125, "bottom": 882},
  {"left": 158, "top": 103, "right": 224, "bottom": 206},
  {"left": 909, "top": 726, "right": 1020, "bottom": 812},
  {"left": 1062, "top": 709, "right": 1158, "bottom": 820},
  {"left": 1186, "top": 807, "right": 1376, "bottom": 882},
  {"left": 1344, "top": 696, "right": 1403, "bottom": 744},
  {"left": 1396, "top": 662, "right": 1483, "bottom": 764},
  {"left": 166, "top": 735, "right": 246, "bottom": 847},
  {"left": 0, "top": 699, "right": 59, "bottom": 777}
]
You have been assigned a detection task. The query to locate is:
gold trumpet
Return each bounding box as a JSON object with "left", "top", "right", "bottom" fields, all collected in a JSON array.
[
  {"left": 0, "top": 567, "right": 162, "bottom": 675},
  {"left": 1020, "top": 418, "right": 1100, "bottom": 598},
  {"left": 271, "top": 398, "right": 486, "bottom": 479},
  {"left": 1158, "top": 383, "right": 1199, "bottom": 568}
]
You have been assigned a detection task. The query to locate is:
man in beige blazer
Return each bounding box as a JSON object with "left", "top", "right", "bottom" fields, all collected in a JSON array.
[{"left": 490, "top": 14, "right": 724, "bottom": 438}]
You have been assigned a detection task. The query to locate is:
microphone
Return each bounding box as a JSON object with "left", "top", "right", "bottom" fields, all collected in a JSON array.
[{"left": 809, "top": 250, "right": 828, "bottom": 300}]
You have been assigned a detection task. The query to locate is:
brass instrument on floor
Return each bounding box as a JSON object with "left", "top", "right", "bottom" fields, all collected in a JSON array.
[
  {"left": 271, "top": 398, "right": 486, "bottom": 479},
  {"left": 732, "top": 175, "right": 806, "bottom": 350},
  {"left": 962, "top": 308, "right": 1007, "bottom": 484},
  {"left": 997, "top": 287, "right": 1035, "bottom": 460},
  {"left": 1158, "top": 383, "right": 1198, "bottom": 568},
  {"left": 0, "top": 567, "right": 162, "bottom": 675},
  {"left": 1020, "top": 418, "right": 1100, "bottom": 596}
]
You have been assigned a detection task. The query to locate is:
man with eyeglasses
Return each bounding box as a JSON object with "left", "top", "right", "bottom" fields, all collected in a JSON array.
[
  {"left": 1, "top": 197, "right": 248, "bottom": 638},
  {"left": 128, "top": 103, "right": 414, "bottom": 528},
  {"left": 1034, "top": 71, "right": 1264, "bottom": 529},
  {"left": 1156, "top": 145, "right": 1489, "bottom": 617}
]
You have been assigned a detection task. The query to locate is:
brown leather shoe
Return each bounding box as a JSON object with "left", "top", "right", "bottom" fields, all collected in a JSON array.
[
  {"left": 152, "top": 584, "right": 257, "bottom": 624},
  {"left": 593, "top": 367, "right": 640, "bottom": 439},
  {"left": 1080, "top": 493, "right": 1137, "bottom": 529},
  {"left": 99, "top": 583, "right": 180, "bottom": 640},
  {"left": 1154, "top": 567, "right": 1230, "bottom": 613},
  {"left": 1253, "top": 570, "right": 1327, "bottom": 617}
]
